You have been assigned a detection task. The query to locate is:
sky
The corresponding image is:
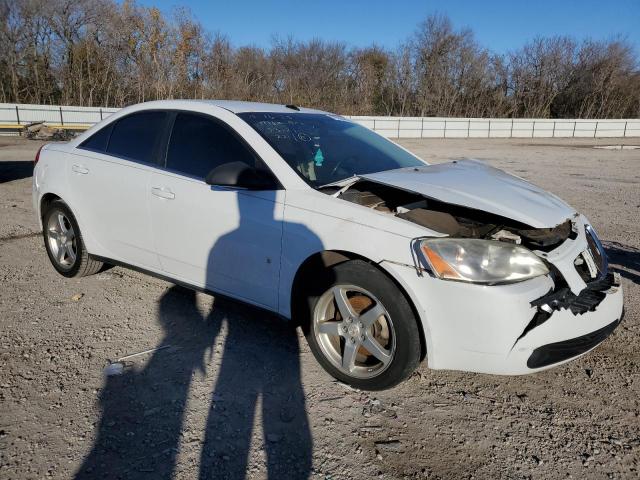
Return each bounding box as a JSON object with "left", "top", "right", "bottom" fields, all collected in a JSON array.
[{"left": 134, "top": 0, "right": 640, "bottom": 53}]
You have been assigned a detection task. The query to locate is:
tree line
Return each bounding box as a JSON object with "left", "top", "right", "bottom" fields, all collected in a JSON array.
[{"left": 1, "top": 0, "right": 639, "bottom": 118}]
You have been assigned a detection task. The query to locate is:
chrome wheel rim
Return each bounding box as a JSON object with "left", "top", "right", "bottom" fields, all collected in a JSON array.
[
  {"left": 46, "top": 211, "right": 77, "bottom": 269},
  {"left": 313, "top": 285, "right": 396, "bottom": 379}
]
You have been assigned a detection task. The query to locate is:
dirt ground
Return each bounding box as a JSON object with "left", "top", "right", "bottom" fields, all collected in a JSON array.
[{"left": 1, "top": 136, "right": 639, "bottom": 480}]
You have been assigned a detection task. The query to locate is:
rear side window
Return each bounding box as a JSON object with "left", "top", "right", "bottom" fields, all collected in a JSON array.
[
  {"left": 106, "top": 111, "right": 167, "bottom": 164},
  {"left": 166, "top": 112, "right": 258, "bottom": 179},
  {"left": 79, "top": 124, "right": 112, "bottom": 152}
]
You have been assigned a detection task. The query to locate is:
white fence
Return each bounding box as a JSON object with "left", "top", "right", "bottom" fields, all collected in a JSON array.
[
  {"left": 1, "top": 103, "right": 639, "bottom": 138},
  {"left": 0, "top": 103, "right": 118, "bottom": 127},
  {"left": 349, "top": 116, "right": 640, "bottom": 139}
]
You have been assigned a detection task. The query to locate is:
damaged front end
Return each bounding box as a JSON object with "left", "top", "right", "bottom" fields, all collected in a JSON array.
[
  {"left": 325, "top": 175, "right": 622, "bottom": 371},
  {"left": 531, "top": 272, "right": 619, "bottom": 316},
  {"left": 525, "top": 223, "right": 617, "bottom": 330}
]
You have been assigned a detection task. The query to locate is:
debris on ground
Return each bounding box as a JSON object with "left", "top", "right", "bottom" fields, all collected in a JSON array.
[
  {"left": 23, "top": 121, "right": 75, "bottom": 141},
  {"left": 103, "top": 362, "right": 125, "bottom": 376}
]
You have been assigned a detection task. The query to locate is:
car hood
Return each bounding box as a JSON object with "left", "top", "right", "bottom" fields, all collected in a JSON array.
[{"left": 360, "top": 160, "right": 576, "bottom": 228}]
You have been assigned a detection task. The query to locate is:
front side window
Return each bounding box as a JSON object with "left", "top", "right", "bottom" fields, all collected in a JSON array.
[
  {"left": 238, "top": 112, "right": 425, "bottom": 187},
  {"left": 165, "top": 112, "right": 260, "bottom": 179},
  {"left": 106, "top": 111, "right": 167, "bottom": 164}
]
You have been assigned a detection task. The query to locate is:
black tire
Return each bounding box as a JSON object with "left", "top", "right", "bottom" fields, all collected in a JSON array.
[
  {"left": 301, "top": 259, "right": 421, "bottom": 390},
  {"left": 42, "top": 200, "right": 103, "bottom": 278}
]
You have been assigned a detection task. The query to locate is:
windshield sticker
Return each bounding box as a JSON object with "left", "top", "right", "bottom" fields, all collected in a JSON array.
[{"left": 295, "top": 131, "right": 312, "bottom": 142}]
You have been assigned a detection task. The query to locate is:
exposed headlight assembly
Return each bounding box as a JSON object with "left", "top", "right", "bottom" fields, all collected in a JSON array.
[{"left": 420, "top": 238, "right": 549, "bottom": 284}]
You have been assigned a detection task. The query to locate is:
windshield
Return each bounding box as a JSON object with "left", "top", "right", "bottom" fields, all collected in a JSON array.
[{"left": 237, "top": 112, "right": 425, "bottom": 187}]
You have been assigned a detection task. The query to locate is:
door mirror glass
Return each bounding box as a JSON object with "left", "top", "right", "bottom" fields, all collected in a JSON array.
[{"left": 205, "top": 161, "right": 276, "bottom": 190}]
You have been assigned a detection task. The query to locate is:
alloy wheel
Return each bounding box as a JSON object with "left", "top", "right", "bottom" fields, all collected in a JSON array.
[
  {"left": 46, "top": 211, "right": 77, "bottom": 269},
  {"left": 313, "top": 285, "right": 396, "bottom": 379}
]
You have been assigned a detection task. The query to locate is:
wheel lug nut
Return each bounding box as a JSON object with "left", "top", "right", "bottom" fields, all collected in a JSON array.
[
  {"left": 360, "top": 334, "right": 365, "bottom": 341},
  {"left": 350, "top": 338, "right": 356, "bottom": 344}
]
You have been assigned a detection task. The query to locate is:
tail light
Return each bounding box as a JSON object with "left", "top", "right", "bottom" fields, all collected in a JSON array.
[{"left": 34, "top": 144, "right": 45, "bottom": 166}]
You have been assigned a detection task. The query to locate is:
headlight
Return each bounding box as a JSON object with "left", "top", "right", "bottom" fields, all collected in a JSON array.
[{"left": 420, "top": 238, "right": 549, "bottom": 284}]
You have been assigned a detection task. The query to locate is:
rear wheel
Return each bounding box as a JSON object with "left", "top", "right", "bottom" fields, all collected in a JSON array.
[
  {"left": 42, "top": 200, "right": 103, "bottom": 278},
  {"left": 302, "top": 259, "right": 421, "bottom": 390}
]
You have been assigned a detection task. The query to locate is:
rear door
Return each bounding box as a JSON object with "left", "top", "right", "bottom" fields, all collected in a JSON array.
[
  {"left": 148, "top": 111, "right": 284, "bottom": 310},
  {"left": 69, "top": 111, "right": 167, "bottom": 269}
]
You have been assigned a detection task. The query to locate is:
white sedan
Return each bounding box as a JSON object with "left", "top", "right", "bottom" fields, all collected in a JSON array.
[{"left": 32, "top": 100, "right": 624, "bottom": 390}]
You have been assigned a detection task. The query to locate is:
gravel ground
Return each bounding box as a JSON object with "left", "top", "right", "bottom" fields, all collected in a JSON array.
[{"left": 0, "top": 136, "right": 638, "bottom": 480}]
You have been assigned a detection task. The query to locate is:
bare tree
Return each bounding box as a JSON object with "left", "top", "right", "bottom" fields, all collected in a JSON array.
[{"left": 0, "top": 3, "right": 638, "bottom": 118}]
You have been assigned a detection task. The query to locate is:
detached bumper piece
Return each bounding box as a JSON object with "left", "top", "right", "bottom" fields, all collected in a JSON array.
[
  {"left": 527, "top": 317, "right": 621, "bottom": 368},
  {"left": 531, "top": 272, "right": 619, "bottom": 315}
]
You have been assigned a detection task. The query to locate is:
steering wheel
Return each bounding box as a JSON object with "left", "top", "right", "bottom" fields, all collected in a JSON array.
[{"left": 329, "top": 155, "right": 358, "bottom": 178}]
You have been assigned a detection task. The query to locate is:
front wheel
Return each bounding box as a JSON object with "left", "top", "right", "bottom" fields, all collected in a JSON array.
[
  {"left": 303, "top": 260, "right": 421, "bottom": 390},
  {"left": 42, "top": 200, "right": 103, "bottom": 278}
]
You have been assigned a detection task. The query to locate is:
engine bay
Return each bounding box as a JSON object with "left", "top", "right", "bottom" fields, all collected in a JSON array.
[{"left": 326, "top": 180, "right": 575, "bottom": 251}]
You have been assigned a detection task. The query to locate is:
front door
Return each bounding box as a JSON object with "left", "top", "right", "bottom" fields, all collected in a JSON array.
[{"left": 148, "top": 112, "right": 284, "bottom": 310}]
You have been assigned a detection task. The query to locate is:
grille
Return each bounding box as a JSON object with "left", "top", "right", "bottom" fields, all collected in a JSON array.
[{"left": 574, "top": 225, "right": 608, "bottom": 282}]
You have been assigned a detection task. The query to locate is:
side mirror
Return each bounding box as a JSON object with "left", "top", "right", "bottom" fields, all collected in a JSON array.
[{"left": 205, "top": 161, "right": 277, "bottom": 190}]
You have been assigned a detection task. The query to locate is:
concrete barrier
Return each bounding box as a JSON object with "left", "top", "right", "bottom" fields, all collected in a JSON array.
[
  {"left": 1, "top": 103, "right": 638, "bottom": 138},
  {"left": 347, "top": 116, "right": 640, "bottom": 138}
]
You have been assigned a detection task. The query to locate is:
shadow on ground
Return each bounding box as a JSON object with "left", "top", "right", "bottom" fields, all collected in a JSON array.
[
  {"left": 604, "top": 241, "right": 640, "bottom": 285},
  {"left": 76, "top": 173, "right": 325, "bottom": 479},
  {"left": 75, "top": 286, "right": 313, "bottom": 480},
  {"left": 0, "top": 161, "right": 33, "bottom": 183}
]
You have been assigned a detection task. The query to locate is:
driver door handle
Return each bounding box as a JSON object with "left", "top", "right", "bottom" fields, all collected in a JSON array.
[
  {"left": 151, "top": 186, "right": 175, "bottom": 200},
  {"left": 72, "top": 164, "right": 89, "bottom": 174}
]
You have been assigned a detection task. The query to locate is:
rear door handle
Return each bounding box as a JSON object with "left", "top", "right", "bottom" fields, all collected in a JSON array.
[
  {"left": 151, "top": 186, "right": 175, "bottom": 200},
  {"left": 72, "top": 164, "right": 89, "bottom": 174}
]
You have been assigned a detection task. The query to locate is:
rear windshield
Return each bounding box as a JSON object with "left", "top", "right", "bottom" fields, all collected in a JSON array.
[{"left": 238, "top": 112, "right": 424, "bottom": 187}]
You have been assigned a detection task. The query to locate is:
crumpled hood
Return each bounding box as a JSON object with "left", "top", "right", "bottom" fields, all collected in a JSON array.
[{"left": 360, "top": 159, "right": 576, "bottom": 228}]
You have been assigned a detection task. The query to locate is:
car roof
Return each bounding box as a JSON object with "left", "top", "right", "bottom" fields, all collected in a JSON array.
[
  {"left": 203, "top": 100, "right": 330, "bottom": 114},
  {"left": 132, "top": 99, "right": 330, "bottom": 115},
  {"left": 69, "top": 99, "right": 338, "bottom": 149}
]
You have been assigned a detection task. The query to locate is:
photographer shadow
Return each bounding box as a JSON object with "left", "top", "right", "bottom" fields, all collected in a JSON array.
[
  {"left": 75, "top": 286, "right": 223, "bottom": 479},
  {"left": 199, "top": 190, "right": 316, "bottom": 479},
  {"left": 76, "top": 190, "right": 316, "bottom": 479}
]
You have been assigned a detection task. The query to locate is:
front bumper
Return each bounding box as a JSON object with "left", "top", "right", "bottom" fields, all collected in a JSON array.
[
  {"left": 527, "top": 315, "right": 621, "bottom": 369},
  {"left": 384, "top": 261, "right": 623, "bottom": 375},
  {"left": 381, "top": 215, "right": 624, "bottom": 375},
  {"left": 506, "top": 275, "right": 623, "bottom": 374}
]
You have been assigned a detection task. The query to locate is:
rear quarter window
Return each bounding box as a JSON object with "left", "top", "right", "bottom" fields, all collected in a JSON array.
[{"left": 79, "top": 124, "right": 112, "bottom": 152}]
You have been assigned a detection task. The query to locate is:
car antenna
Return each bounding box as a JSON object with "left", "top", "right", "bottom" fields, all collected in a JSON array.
[{"left": 285, "top": 104, "right": 300, "bottom": 111}]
